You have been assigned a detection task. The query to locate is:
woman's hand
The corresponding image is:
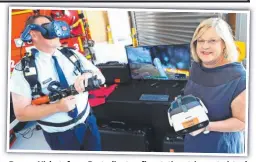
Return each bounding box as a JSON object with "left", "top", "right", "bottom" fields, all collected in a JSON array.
[{"left": 189, "top": 128, "right": 205, "bottom": 136}]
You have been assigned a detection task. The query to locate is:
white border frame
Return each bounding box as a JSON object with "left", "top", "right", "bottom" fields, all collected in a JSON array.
[{"left": 7, "top": 6, "right": 250, "bottom": 157}]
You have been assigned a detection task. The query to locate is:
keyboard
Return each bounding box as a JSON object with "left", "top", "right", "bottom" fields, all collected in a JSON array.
[{"left": 139, "top": 94, "right": 169, "bottom": 102}]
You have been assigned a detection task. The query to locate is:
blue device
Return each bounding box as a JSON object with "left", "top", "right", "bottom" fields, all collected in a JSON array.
[{"left": 20, "top": 20, "right": 71, "bottom": 42}]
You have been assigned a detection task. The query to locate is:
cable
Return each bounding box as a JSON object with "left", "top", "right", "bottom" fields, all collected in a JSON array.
[
  {"left": 19, "top": 41, "right": 24, "bottom": 59},
  {"left": 17, "top": 127, "right": 37, "bottom": 139}
]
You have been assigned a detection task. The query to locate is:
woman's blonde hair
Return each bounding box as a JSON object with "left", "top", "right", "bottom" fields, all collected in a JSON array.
[{"left": 190, "top": 17, "right": 238, "bottom": 63}]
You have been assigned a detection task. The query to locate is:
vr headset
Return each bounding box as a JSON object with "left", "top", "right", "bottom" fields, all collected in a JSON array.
[
  {"left": 168, "top": 95, "right": 209, "bottom": 135},
  {"left": 21, "top": 20, "right": 71, "bottom": 42}
]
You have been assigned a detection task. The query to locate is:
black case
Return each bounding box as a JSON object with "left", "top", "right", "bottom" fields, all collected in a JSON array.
[
  {"left": 96, "top": 61, "right": 131, "bottom": 84},
  {"left": 98, "top": 121, "right": 153, "bottom": 152},
  {"left": 93, "top": 80, "right": 186, "bottom": 131},
  {"left": 162, "top": 133, "right": 184, "bottom": 152}
]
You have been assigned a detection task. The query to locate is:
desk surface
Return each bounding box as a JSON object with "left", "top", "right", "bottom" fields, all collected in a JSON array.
[{"left": 107, "top": 80, "right": 186, "bottom": 104}]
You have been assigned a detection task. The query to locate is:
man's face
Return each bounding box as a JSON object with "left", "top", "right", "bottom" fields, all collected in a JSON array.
[{"left": 30, "top": 17, "right": 61, "bottom": 49}]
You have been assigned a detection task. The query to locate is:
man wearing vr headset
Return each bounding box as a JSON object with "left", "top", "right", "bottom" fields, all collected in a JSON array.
[{"left": 10, "top": 15, "right": 105, "bottom": 151}]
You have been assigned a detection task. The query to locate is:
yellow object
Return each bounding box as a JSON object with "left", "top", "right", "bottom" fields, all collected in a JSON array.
[
  {"left": 165, "top": 68, "right": 190, "bottom": 77},
  {"left": 12, "top": 10, "right": 33, "bottom": 15},
  {"left": 83, "top": 11, "right": 92, "bottom": 37},
  {"left": 71, "top": 19, "right": 82, "bottom": 28},
  {"left": 77, "top": 37, "right": 84, "bottom": 52},
  {"left": 78, "top": 10, "right": 86, "bottom": 35},
  {"left": 131, "top": 28, "right": 138, "bottom": 47},
  {"left": 86, "top": 54, "right": 92, "bottom": 59},
  {"left": 107, "top": 25, "right": 113, "bottom": 44},
  {"left": 235, "top": 41, "right": 246, "bottom": 62}
]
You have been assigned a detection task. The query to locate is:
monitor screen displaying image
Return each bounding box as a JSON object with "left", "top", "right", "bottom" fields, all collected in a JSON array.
[{"left": 125, "top": 44, "right": 191, "bottom": 80}]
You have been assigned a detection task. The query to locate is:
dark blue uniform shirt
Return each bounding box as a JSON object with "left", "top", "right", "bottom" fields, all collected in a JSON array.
[{"left": 184, "top": 61, "right": 246, "bottom": 153}]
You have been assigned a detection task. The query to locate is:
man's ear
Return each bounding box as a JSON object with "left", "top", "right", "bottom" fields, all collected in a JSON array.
[{"left": 30, "top": 31, "right": 37, "bottom": 41}]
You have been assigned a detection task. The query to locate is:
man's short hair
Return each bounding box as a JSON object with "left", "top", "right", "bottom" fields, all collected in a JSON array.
[{"left": 25, "top": 15, "right": 53, "bottom": 27}]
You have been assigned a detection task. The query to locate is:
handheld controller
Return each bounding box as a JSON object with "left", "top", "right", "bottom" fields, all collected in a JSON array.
[{"left": 32, "top": 74, "right": 102, "bottom": 105}]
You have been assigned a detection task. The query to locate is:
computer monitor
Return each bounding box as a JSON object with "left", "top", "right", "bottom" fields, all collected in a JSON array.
[{"left": 125, "top": 44, "right": 191, "bottom": 80}]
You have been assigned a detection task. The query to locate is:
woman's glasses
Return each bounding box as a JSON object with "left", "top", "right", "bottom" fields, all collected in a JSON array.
[{"left": 196, "top": 39, "right": 222, "bottom": 46}]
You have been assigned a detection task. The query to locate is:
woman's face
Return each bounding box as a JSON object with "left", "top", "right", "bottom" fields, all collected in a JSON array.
[{"left": 196, "top": 27, "right": 226, "bottom": 67}]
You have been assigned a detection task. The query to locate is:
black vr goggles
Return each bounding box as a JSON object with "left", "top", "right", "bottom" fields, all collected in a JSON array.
[{"left": 20, "top": 20, "right": 71, "bottom": 42}]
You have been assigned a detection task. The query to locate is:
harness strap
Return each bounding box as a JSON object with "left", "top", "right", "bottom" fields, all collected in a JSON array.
[
  {"left": 59, "top": 47, "right": 84, "bottom": 75},
  {"left": 37, "top": 101, "right": 89, "bottom": 127},
  {"left": 21, "top": 48, "right": 42, "bottom": 97}
]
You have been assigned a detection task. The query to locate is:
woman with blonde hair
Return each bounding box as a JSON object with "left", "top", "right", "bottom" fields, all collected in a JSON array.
[{"left": 183, "top": 17, "right": 246, "bottom": 153}]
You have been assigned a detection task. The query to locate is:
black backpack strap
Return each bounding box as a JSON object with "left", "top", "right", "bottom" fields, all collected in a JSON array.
[
  {"left": 21, "top": 48, "right": 42, "bottom": 98},
  {"left": 59, "top": 47, "right": 85, "bottom": 75}
]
